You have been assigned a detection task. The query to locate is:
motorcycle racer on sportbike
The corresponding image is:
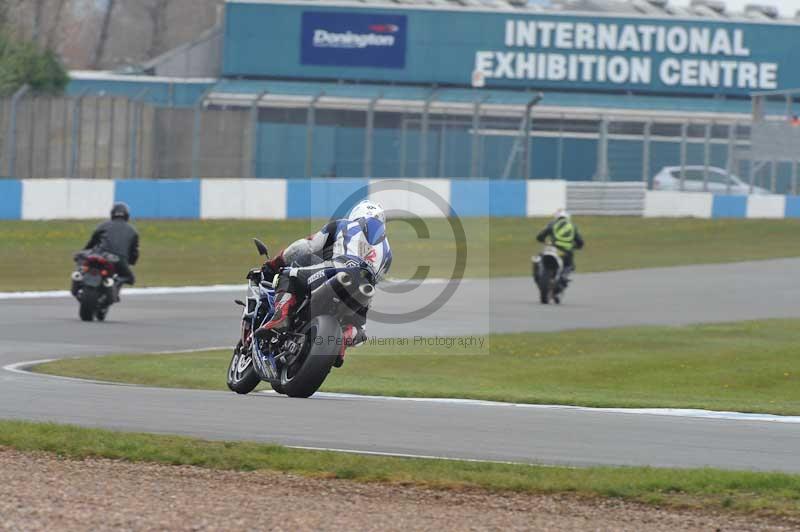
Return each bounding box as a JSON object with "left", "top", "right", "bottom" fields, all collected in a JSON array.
[{"left": 254, "top": 200, "right": 392, "bottom": 363}]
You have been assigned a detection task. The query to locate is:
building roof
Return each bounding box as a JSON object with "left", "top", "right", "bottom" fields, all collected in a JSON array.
[{"left": 227, "top": 0, "right": 798, "bottom": 25}]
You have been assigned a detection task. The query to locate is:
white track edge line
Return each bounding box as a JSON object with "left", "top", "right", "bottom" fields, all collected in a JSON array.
[
  {"left": 284, "top": 446, "right": 563, "bottom": 466},
  {"left": 0, "top": 278, "right": 457, "bottom": 300},
  {"left": 5, "top": 357, "right": 800, "bottom": 425}
]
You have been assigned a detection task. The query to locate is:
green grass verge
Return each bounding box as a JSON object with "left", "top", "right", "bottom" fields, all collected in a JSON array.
[
  {"left": 34, "top": 319, "right": 800, "bottom": 415},
  {"left": 1, "top": 419, "right": 799, "bottom": 518},
  {"left": 1, "top": 217, "right": 799, "bottom": 291}
]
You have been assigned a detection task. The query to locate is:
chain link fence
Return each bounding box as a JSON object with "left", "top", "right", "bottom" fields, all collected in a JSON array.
[{"left": 2, "top": 88, "right": 792, "bottom": 195}]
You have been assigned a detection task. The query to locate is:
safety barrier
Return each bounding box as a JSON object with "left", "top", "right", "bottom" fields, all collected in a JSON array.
[
  {"left": 643, "top": 191, "right": 798, "bottom": 219},
  {"left": 3, "top": 178, "right": 799, "bottom": 220},
  {"left": 567, "top": 182, "right": 646, "bottom": 216}
]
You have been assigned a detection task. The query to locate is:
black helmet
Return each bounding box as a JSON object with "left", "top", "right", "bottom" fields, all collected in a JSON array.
[{"left": 110, "top": 202, "right": 130, "bottom": 221}]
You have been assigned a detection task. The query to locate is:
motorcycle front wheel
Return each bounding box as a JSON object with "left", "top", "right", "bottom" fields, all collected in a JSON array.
[{"left": 227, "top": 342, "right": 261, "bottom": 394}]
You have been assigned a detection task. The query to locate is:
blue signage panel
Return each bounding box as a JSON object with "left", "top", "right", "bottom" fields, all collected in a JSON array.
[
  {"left": 223, "top": 1, "right": 800, "bottom": 96},
  {"left": 300, "top": 11, "right": 406, "bottom": 68}
]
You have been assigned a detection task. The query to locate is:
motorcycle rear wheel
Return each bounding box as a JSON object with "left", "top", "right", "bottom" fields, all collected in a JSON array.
[
  {"left": 79, "top": 288, "right": 97, "bottom": 321},
  {"left": 280, "top": 315, "right": 340, "bottom": 398},
  {"left": 537, "top": 269, "right": 553, "bottom": 305}
]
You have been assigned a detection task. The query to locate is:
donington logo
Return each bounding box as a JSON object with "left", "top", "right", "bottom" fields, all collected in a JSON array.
[
  {"left": 312, "top": 29, "right": 396, "bottom": 49},
  {"left": 301, "top": 11, "right": 407, "bottom": 68}
]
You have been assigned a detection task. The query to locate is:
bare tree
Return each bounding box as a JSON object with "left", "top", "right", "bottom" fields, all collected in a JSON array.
[
  {"left": 31, "top": 0, "right": 45, "bottom": 45},
  {"left": 45, "top": 0, "right": 67, "bottom": 49},
  {"left": 90, "top": 0, "right": 116, "bottom": 68},
  {"left": 146, "top": 0, "right": 169, "bottom": 59}
]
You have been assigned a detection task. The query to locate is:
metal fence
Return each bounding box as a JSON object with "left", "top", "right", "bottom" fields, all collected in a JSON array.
[
  {"left": 750, "top": 88, "right": 800, "bottom": 196},
  {"left": 3, "top": 86, "right": 794, "bottom": 195}
]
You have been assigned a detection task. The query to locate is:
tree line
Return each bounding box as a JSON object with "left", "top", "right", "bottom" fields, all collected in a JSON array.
[{"left": 0, "top": 0, "right": 68, "bottom": 96}]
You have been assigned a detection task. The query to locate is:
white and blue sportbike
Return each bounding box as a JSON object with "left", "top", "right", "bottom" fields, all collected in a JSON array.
[{"left": 226, "top": 239, "right": 375, "bottom": 398}]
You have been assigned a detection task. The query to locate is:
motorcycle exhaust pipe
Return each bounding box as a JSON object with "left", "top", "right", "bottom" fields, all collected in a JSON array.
[
  {"left": 357, "top": 283, "right": 375, "bottom": 301},
  {"left": 359, "top": 284, "right": 374, "bottom": 297},
  {"left": 335, "top": 271, "right": 352, "bottom": 287},
  {"left": 71, "top": 271, "right": 83, "bottom": 282},
  {"left": 103, "top": 277, "right": 115, "bottom": 288}
]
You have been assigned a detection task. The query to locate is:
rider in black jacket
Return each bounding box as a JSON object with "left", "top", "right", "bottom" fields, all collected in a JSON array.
[{"left": 83, "top": 203, "right": 139, "bottom": 299}]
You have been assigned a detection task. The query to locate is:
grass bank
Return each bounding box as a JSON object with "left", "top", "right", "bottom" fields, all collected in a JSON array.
[
  {"left": 0, "top": 217, "right": 799, "bottom": 291},
  {"left": 34, "top": 319, "right": 800, "bottom": 415},
  {"left": 1, "top": 420, "right": 799, "bottom": 519}
]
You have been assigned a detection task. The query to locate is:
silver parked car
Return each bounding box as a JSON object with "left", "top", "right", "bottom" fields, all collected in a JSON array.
[{"left": 652, "top": 166, "right": 770, "bottom": 195}]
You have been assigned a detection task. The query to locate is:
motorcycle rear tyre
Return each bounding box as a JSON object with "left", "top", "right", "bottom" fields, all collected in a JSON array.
[
  {"left": 280, "top": 315, "right": 340, "bottom": 398},
  {"left": 79, "top": 288, "right": 97, "bottom": 321}
]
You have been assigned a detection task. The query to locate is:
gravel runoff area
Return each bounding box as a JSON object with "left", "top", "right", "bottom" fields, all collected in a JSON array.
[{"left": 0, "top": 448, "right": 796, "bottom": 532}]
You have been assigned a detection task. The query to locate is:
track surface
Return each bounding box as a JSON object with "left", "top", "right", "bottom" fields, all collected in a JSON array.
[{"left": 2, "top": 259, "right": 800, "bottom": 472}]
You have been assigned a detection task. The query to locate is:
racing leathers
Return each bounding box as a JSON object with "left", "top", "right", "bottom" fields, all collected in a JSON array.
[
  {"left": 536, "top": 217, "right": 584, "bottom": 275},
  {"left": 83, "top": 219, "right": 139, "bottom": 286},
  {"left": 254, "top": 218, "right": 392, "bottom": 345}
]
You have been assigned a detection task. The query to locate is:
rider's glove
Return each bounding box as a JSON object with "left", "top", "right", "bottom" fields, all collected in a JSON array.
[
  {"left": 261, "top": 253, "right": 286, "bottom": 282},
  {"left": 246, "top": 268, "right": 262, "bottom": 282}
]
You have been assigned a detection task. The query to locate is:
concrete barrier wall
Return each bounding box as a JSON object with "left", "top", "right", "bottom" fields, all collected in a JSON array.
[
  {"left": 7, "top": 179, "right": 800, "bottom": 220},
  {"left": 526, "top": 180, "right": 567, "bottom": 217}
]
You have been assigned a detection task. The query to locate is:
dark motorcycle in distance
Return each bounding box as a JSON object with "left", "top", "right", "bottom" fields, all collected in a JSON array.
[
  {"left": 71, "top": 251, "right": 119, "bottom": 321},
  {"left": 532, "top": 245, "right": 567, "bottom": 305},
  {"left": 226, "top": 239, "right": 375, "bottom": 398}
]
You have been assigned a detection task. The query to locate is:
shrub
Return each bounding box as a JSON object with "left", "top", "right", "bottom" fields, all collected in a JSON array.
[{"left": 0, "top": 33, "right": 69, "bottom": 96}]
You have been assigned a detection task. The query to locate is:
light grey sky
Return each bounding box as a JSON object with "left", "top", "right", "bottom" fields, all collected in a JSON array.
[{"left": 672, "top": 0, "right": 799, "bottom": 17}]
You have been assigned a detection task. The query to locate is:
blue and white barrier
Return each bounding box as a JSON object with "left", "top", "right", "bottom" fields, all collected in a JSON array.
[
  {"left": 644, "top": 191, "right": 797, "bottom": 219},
  {"left": 2, "top": 178, "right": 799, "bottom": 220}
]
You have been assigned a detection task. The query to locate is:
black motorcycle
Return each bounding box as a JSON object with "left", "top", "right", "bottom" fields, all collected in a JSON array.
[
  {"left": 532, "top": 245, "right": 567, "bottom": 305},
  {"left": 71, "top": 251, "right": 119, "bottom": 321},
  {"left": 226, "top": 239, "right": 375, "bottom": 398}
]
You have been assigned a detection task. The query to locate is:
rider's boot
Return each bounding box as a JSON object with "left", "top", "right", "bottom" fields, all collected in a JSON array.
[
  {"left": 254, "top": 292, "right": 296, "bottom": 340},
  {"left": 335, "top": 325, "right": 355, "bottom": 368}
]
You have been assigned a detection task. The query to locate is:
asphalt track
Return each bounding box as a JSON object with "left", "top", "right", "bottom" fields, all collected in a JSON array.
[{"left": 1, "top": 258, "right": 800, "bottom": 472}]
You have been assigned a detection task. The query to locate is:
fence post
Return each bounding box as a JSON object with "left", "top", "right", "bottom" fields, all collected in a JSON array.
[
  {"left": 191, "top": 86, "right": 215, "bottom": 180},
  {"left": 363, "top": 93, "right": 381, "bottom": 178},
  {"left": 595, "top": 115, "right": 609, "bottom": 181},
  {"left": 305, "top": 92, "right": 324, "bottom": 178},
  {"left": 107, "top": 97, "right": 116, "bottom": 179},
  {"left": 92, "top": 96, "right": 102, "bottom": 179},
  {"left": 679, "top": 121, "right": 688, "bottom": 191},
  {"left": 642, "top": 120, "right": 652, "bottom": 187},
  {"left": 770, "top": 159, "right": 777, "bottom": 193},
  {"left": 399, "top": 115, "right": 407, "bottom": 178},
  {"left": 702, "top": 122, "right": 712, "bottom": 192},
  {"left": 249, "top": 91, "right": 266, "bottom": 179},
  {"left": 470, "top": 100, "right": 479, "bottom": 178},
  {"left": 726, "top": 122, "right": 736, "bottom": 195},
  {"left": 43, "top": 97, "right": 52, "bottom": 178},
  {"left": 438, "top": 117, "right": 447, "bottom": 178},
  {"left": 129, "top": 89, "right": 150, "bottom": 179},
  {"left": 419, "top": 90, "right": 436, "bottom": 178},
  {"left": 792, "top": 159, "right": 798, "bottom": 196},
  {"left": 5, "top": 84, "right": 30, "bottom": 179},
  {"left": 521, "top": 93, "right": 543, "bottom": 181},
  {"left": 556, "top": 113, "right": 564, "bottom": 180},
  {"left": 69, "top": 89, "right": 88, "bottom": 179}
]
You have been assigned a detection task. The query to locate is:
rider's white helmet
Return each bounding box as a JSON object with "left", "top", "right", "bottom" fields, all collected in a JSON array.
[
  {"left": 554, "top": 208, "right": 571, "bottom": 221},
  {"left": 349, "top": 200, "right": 386, "bottom": 224}
]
